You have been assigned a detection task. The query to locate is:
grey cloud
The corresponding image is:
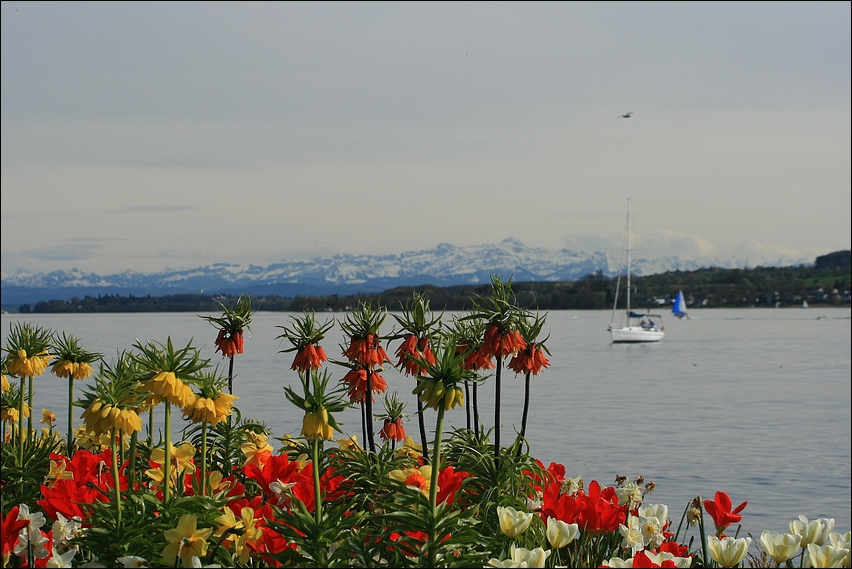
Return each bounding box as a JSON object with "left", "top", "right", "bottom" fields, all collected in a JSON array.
[
  {"left": 110, "top": 205, "right": 199, "bottom": 214},
  {"left": 22, "top": 242, "right": 102, "bottom": 262}
]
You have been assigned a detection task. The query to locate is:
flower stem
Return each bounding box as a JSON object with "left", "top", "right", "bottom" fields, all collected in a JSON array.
[
  {"left": 67, "top": 376, "right": 75, "bottom": 456},
  {"left": 227, "top": 355, "right": 235, "bottom": 395},
  {"left": 494, "top": 355, "right": 502, "bottom": 465},
  {"left": 201, "top": 421, "right": 208, "bottom": 497},
  {"left": 18, "top": 376, "right": 25, "bottom": 463},
  {"left": 697, "top": 499, "right": 709, "bottom": 567},
  {"left": 111, "top": 428, "right": 122, "bottom": 526},
  {"left": 416, "top": 392, "right": 429, "bottom": 461},
  {"left": 427, "top": 403, "right": 446, "bottom": 568},
  {"left": 517, "top": 371, "right": 531, "bottom": 457},
  {"left": 128, "top": 431, "right": 137, "bottom": 491},
  {"left": 312, "top": 438, "right": 322, "bottom": 525},
  {"left": 164, "top": 402, "right": 171, "bottom": 502},
  {"left": 473, "top": 380, "right": 480, "bottom": 438},
  {"left": 365, "top": 369, "right": 375, "bottom": 453},
  {"left": 27, "top": 375, "right": 34, "bottom": 439},
  {"left": 464, "top": 380, "right": 471, "bottom": 431},
  {"left": 147, "top": 405, "right": 154, "bottom": 449}
]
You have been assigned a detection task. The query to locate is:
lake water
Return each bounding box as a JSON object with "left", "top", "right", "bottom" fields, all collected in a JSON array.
[{"left": 2, "top": 307, "right": 850, "bottom": 536}]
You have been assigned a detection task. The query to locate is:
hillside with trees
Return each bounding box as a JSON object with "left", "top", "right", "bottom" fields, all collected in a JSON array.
[{"left": 20, "top": 251, "right": 850, "bottom": 313}]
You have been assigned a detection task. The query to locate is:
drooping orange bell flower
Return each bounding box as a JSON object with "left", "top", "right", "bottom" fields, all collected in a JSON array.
[
  {"left": 481, "top": 324, "right": 526, "bottom": 359},
  {"left": 291, "top": 343, "right": 328, "bottom": 372},
  {"left": 379, "top": 417, "right": 406, "bottom": 443},
  {"left": 341, "top": 368, "right": 388, "bottom": 403},
  {"left": 215, "top": 329, "right": 244, "bottom": 358},
  {"left": 395, "top": 334, "right": 437, "bottom": 377},
  {"left": 508, "top": 342, "right": 550, "bottom": 376}
]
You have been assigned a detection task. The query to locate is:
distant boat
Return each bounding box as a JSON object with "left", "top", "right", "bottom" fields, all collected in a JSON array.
[
  {"left": 608, "top": 200, "right": 664, "bottom": 343},
  {"left": 802, "top": 300, "right": 809, "bottom": 308},
  {"left": 673, "top": 290, "right": 689, "bottom": 319}
]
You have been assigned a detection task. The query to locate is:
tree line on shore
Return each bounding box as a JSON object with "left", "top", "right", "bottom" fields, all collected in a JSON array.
[{"left": 17, "top": 261, "right": 850, "bottom": 313}]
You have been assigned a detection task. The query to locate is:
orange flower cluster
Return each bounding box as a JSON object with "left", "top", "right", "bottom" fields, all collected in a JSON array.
[
  {"left": 215, "top": 329, "right": 244, "bottom": 358},
  {"left": 379, "top": 417, "right": 406, "bottom": 443},
  {"left": 481, "top": 324, "right": 526, "bottom": 359},
  {"left": 394, "top": 334, "right": 436, "bottom": 376},
  {"left": 290, "top": 343, "right": 327, "bottom": 372},
  {"left": 507, "top": 342, "right": 550, "bottom": 376},
  {"left": 456, "top": 342, "right": 495, "bottom": 371},
  {"left": 341, "top": 368, "right": 388, "bottom": 403},
  {"left": 343, "top": 334, "right": 389, "bottom": 367}
]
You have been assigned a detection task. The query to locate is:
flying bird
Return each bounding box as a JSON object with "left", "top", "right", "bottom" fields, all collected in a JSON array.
[{"left": 615, "top": 112, "right": 633, "bottom": 119}]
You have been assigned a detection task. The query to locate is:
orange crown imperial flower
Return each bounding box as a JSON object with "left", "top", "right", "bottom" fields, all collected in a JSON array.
[
  {"left": 507, "top": 342, "right": 550, "bottom": 376},
  {"left": 379, "top": 417, "right": 407, "bottom": 443},
  {"left": 291, "top": 343, "right": 328, "bottom": 372}
]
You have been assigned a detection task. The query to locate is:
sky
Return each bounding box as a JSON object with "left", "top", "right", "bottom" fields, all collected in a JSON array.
[{"left": 2, "top": 1, "right": 850, "bottom": 277}]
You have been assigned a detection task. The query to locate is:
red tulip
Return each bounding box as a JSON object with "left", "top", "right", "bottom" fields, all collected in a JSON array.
[{"left": 704, "top": 491, "right": 747, "bottom": 535}]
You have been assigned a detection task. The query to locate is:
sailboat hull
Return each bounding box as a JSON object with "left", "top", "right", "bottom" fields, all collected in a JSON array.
[{"left": 610, "top": 327, "right": 665, "bottom": 343}]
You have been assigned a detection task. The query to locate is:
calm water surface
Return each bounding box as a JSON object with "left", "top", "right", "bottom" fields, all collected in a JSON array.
[{"left": 2, "top": 308, "right": 849, "bottom": 535}]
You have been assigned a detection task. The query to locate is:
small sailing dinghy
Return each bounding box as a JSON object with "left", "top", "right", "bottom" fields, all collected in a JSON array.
[
  {"left": 672, "top": 290, "right": 689, "bottom": 319},
  {"left": 608, "top": 200, "right": 664, "bottom": 343}
]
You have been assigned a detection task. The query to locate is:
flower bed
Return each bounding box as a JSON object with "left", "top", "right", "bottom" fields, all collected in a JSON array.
[{"left": 2, "top": 284, "right": 849, "bottom": 568}]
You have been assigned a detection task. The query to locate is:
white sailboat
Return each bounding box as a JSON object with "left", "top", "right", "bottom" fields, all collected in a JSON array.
[{"left": 609, "top": 200, "right": 664, "bottom": 343}]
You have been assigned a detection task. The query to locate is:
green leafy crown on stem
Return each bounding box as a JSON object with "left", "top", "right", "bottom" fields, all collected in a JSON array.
[
  {"left": 275, "top": 311, "right": 335, "bottom": 353},
  {"left": 132, "top": 336, "right": 209, "bottom": 382},
  {"left": 51, "top": 332, "right": 102, "bottom": 364},
  {"left": 339, "top": 299, "right": 387, "bottom": 340},
  {"left": 199, "top": 294, "right": 256, "bottom": 334}
]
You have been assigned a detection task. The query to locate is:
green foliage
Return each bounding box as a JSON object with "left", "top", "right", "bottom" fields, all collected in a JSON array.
[{"left": 0, "top": 431, "right": 60, "bottom": 515}]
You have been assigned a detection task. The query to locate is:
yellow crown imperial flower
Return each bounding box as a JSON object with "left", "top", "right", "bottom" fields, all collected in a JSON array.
[
  {"left": 142, "top": 371, "right": 197, "bottom": 408},
  {"left": 301, "top": 408, "right": 333, "bottom": 441},
  {"left": 52, "top": 360, "right": 94, "bottom": 381},
  {"left": 81, "top": 400, "right": 142, "bottom": 436},
  {"left": 184, "top": 392, "right": 238, "bottom": 426},
  {"left": 9, "top": 349, "right": 52, "bottom": 378}
]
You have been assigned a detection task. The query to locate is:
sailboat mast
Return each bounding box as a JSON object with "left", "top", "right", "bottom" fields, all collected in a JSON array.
[{"left": 626, "top": 199, "right": 631, "bottom": 315}]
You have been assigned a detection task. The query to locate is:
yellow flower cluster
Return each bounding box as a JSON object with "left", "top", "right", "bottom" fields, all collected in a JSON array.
[
  {"left": 416, "top": 380, "right": 464, "bottom": 411},
  {"left": 215, "top": 507, "right": 263, "bottom": 564},
  {"left": 1, "top": 403, "right": 30, "bottom": 424},
  {"left": 81, "top": 400, "right": 143, "bottom": 435},
  {"left": 7, "top": 349, "right": 51, "bottom": 378},
  {"left": 1, "top": 375, "right": 9, "bottom": 392},
  {"left": 183, "top": 392, "right": 238, "bottom": 426},
  {"left": 51, "top": 360, "right": 93, "bottom": 380},
  {"left": 73, "top": 424, "right": 130, "bottom": 451},
  {"left": 146, "top": 443, "right": 197, "bottom": 490},
  {"left": 301, "top": 407, "right": 333, "bottom": 441},
  {"left": 142, "top": 371, "right": 196, "bottom": 408}
]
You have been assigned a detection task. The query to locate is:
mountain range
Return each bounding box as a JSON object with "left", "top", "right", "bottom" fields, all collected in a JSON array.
[{"left": 1, "top": 238, "right": 809, "bottom": 307}]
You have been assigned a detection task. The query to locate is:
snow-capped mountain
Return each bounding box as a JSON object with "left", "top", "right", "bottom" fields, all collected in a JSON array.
[{"left": 0, "top": 238, "right": 778, "bottom": 307}]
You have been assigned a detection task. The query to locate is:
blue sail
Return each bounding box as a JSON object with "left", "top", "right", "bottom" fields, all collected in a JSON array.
[{"left": 672, "top": 291, "right": 687, "bottom": 318}]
